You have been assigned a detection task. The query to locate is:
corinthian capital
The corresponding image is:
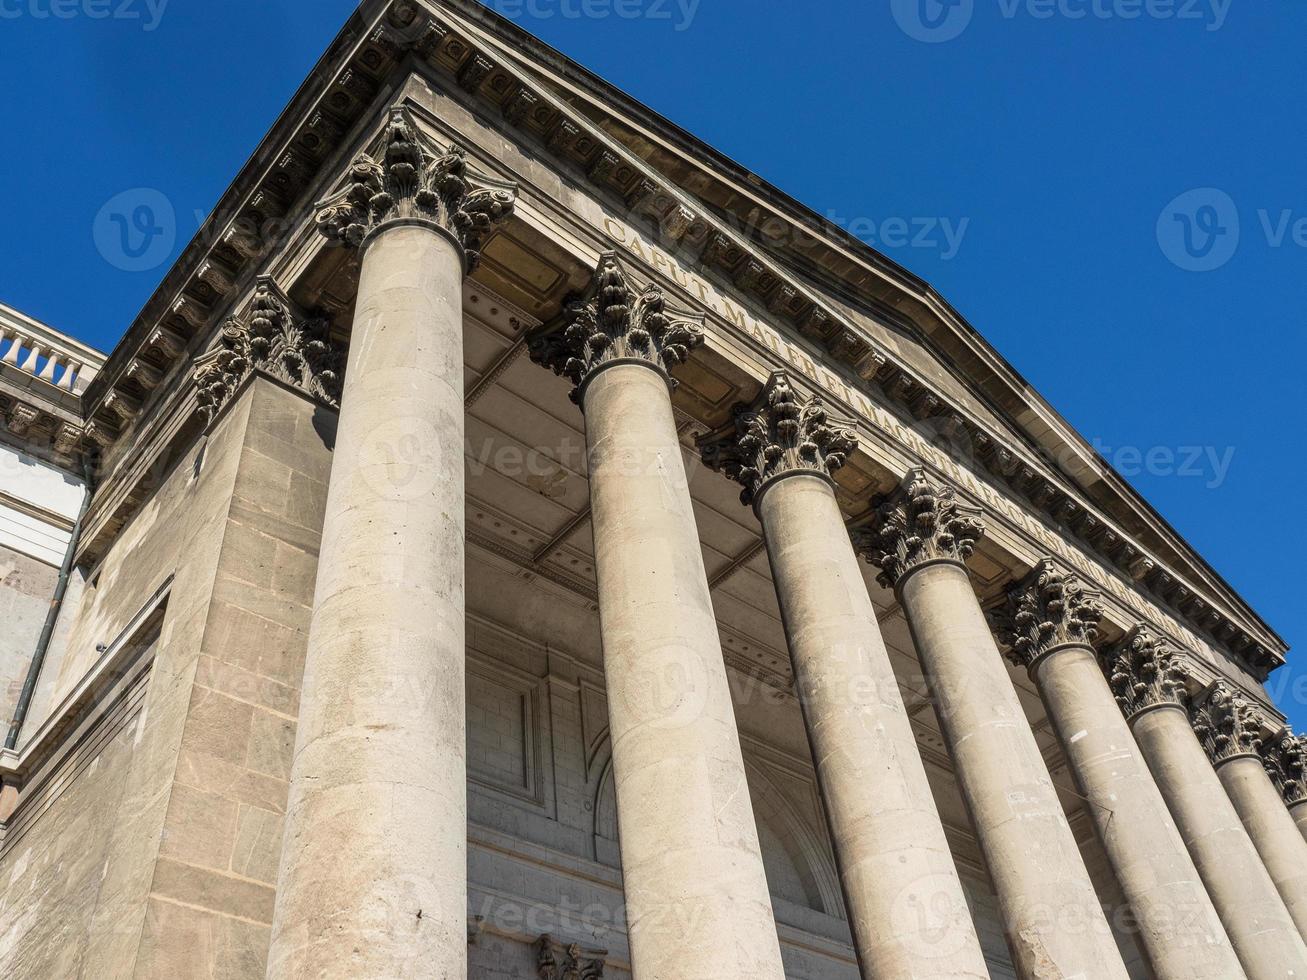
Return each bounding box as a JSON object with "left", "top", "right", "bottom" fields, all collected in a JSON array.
[
  {"left": 850, "top": 468, "right": 985, "bottom": 590},
  {"left": 1190, "top": 682, "right": 1263, "bottom": 765},
  {"left": 194, "top": 277, "right": 343, "bottom": 428},
  {"left": 315, "top": 105, "right": 516, "bottom": 271},
  {"left": 1261, "top": 728, "right": 1307, "bottom": 807},
  {"left": 993, "top": 559, "right": 1104, "bottom": 670},
  {"left": 697, "top": 371, "right": 857, "bottom": 507},
  {"left": 1102, "top": 626, "right": 1189, "bottom": 721},
  {"left": 528, "top": 252, "right": 705, "bottom": 404}
]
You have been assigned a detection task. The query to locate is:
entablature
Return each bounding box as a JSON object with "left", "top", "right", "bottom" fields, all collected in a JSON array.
[{"left": 66, "top": 0, "right": 1286, "bottom": 684}]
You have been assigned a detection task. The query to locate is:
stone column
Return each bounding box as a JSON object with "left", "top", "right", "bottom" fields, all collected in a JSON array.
[
  {"left": 853, "top": 471, "right": 1129, "bottom": 980},
  {"left": 1194, "top": 686, "right": 1307, "bottom": 937},
  {"left": 267, "top": 108, "right": 515, "bottom": 980},
  {"left": 993, "top": 564, "right": 1241, "bottom": 979},
  {"left": 1104, "top": 628, "right": 1307, "bottom": 979},
  {"left": 698, "top": 374, "right": 988, "bottom": 978},
  {"left": 1262, "top": 729, "right": 1307, "bottom": 846},
  {"left": 530, "top": 254, "right": 786, "bottom": 979}
]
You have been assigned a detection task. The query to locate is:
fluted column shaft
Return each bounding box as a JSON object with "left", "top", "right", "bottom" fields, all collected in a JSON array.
[
  {"left": 895, "top": 561, "right": 1127, "bottom": 978},
  {"left": 1027, "top": 644, "right": 1241, "bottom": 977},
  {"left": 1219, "top": 754, "right": 1307, "bottom": 937},
  {"left": 1294, "top": 803, "right": 1307, "bottom": 844},
  {"left": 268, "top": 221, "right": 469, "bottom": 979},
  {"left": 583, "top": 362, "right": 785, "bottom": 978},
  {"left": 1131, "top": 704, "right": 1307, "bottom": 978},
  {"left": 758, "top": 472, "right": 987, "bottom": 977}
]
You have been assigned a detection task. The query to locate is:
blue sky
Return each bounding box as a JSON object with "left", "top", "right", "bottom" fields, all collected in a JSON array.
[{"left": 1, "top": 0, "right": 1302, "bottom": 725}]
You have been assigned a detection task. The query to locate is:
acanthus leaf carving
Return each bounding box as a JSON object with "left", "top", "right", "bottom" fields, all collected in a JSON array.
[
  {"left": 1102, "top": 625, "right": 1189, "bottom": 721},
  {"left": 535, "top": 934, "right": 605, "bottom": 980},
  {"left": 194, "top": 277, "right": 344, "bottom": 428},
  {"left": 849, "top": 468, "right": 985, "bottom": 590},
  {"left": 993, "top": 558, "right": 1104, "bottom": 670},
  {"left": 314, "top": 105, "right": 516, "bottom": 272},
  {"left": 1261, "top": 728, "right": 1307, "bottom": 807},
  {"left": 528, "top": 251, "right": 705, "bottom": 405},
  {"left": 1190, "top": 681, "right": 1264, "bottom": 765},
  {"left": 697, "top": 370, "right": 858, "bottom": 507}
]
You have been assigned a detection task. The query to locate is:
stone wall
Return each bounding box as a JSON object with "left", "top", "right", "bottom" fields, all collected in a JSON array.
[
  {"left": 0, "top": 546, "right": 57, "bottom": 736},
  {"left": 0, "top": 377, "right": 335, "bottom": 979}
]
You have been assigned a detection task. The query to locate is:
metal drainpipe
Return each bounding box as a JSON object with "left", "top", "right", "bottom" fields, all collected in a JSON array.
[{"left": 5, "top": 471, "right": 93, "bottom": 750}]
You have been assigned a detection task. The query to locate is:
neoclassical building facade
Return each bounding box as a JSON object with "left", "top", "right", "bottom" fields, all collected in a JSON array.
[{"left": 1, "top": 2, "right": 1304, "bottom": 978}]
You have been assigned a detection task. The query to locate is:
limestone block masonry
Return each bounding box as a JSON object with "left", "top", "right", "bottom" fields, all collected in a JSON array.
[{"left": 0, "top": 4, "right": 1302, "bottom": 978}]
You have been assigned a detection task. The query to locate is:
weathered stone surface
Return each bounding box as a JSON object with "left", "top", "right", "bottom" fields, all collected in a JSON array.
[
  {"left": 1130, "top": 701, "right": 1307, "bottom": 978},
  {"left": 857, "top": 485, "right": 1129, "bottom": 980},
  {"left": 268, "top": 222, "right": 474, "bottom": 980}
]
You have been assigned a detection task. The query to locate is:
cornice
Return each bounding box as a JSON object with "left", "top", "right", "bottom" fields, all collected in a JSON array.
[{"left": 57, "top": 0, "right": 1283, "bottom": 674}]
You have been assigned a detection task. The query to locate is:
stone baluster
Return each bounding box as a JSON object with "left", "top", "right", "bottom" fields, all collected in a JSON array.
[
  {"left": 1262, "top": 730, "right": 1307, "bottom": 844},
  {"left": 699, "top": 373, "right": 989, "bottom": 978},
  {"left": 18, "top": 342, "right": 42, "bottom": 375},
  {"left": 530, "top": 253, "right": 786, "bottom": 979},
  {"left": 2, "top": 328, "right": 23, "bottom": 365},
  {"left": 993, "top": 562, "right": 1241, "bottom": 979},
  {"left": 1193, "top": 683, "right": 1307, "bottom": 938},
  {"left": 1103, "top": 628, "right": 1307, "bottom": 978},
  {"left": 853, "top": 471, "right": 1130, "bottom": 980},
  {"left": 59, "top": 360, "right": 82, "bottom": 391},
  {"left": 266, "top": 106, "right": 516, "bottom": 980},
  {"left": 38, "top": 353, "right": 60, "bottom": 383}
]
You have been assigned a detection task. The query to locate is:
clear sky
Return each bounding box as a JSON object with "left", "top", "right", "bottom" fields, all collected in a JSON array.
[{"left": 1, "top": 0, "right": 1302, "bottom": 726}]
